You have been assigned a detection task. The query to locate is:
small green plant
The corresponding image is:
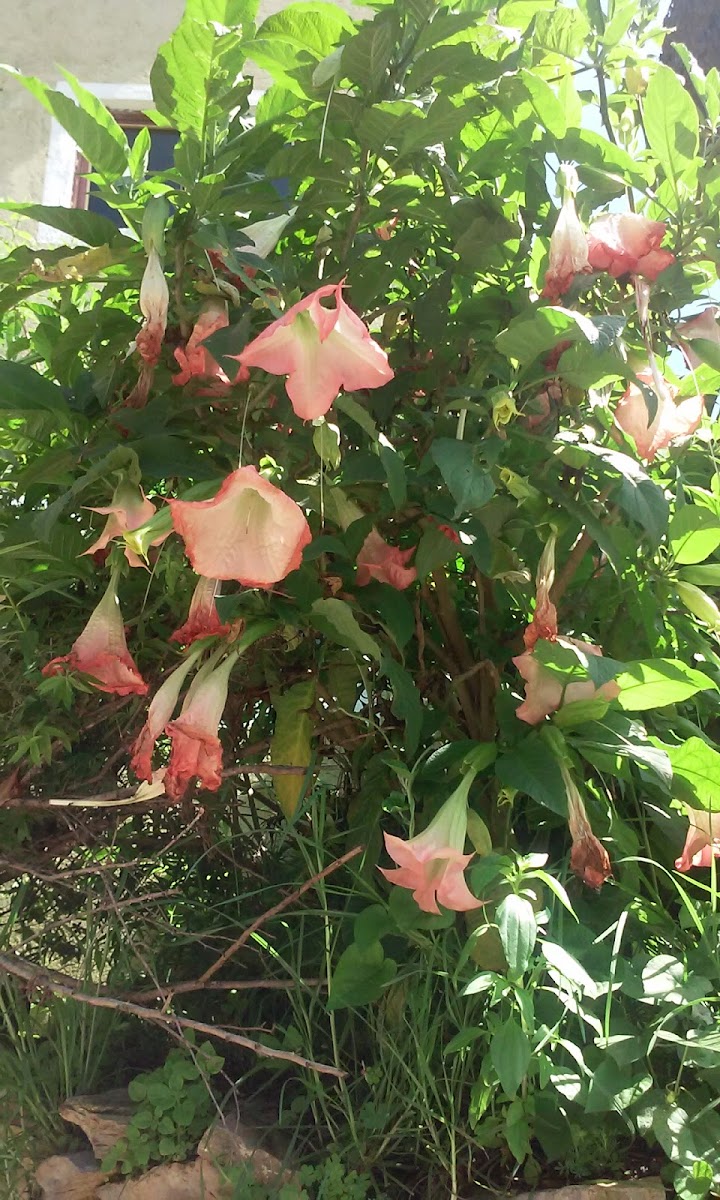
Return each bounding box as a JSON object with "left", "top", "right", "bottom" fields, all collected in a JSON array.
[
  {"left": 227, "top": 1153, "right": 385, "bottom": 1200},
  {"left": 102, "top": 1039, "right": 224, "bottom": 1176}
]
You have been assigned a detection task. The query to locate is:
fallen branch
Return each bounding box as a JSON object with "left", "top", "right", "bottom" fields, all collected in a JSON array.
[
  {"left": 123, "top": 976, "right": 323, "bottom": 1002},
  {"left": 0, "top": 952, "right": 344, "bottom": 1079},
  {"left": 198, "top": 845, "right": 364, "bottom": 986},
  {"left": 3, "top": 762, "right": 307, "bottom": 811}
]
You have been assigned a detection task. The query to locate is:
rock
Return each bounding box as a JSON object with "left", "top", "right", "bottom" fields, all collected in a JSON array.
[
  {"left": 512, "top": 1180, "right": 666, "bottom": 1200},
  {"left": 59, "top": 1090, "right": 134, "bottom": 1161},
  {"left": 97, "top": 1158, "right": 221, "bottom": 1200},
  {"left": 198, "top": 1115, "right": 297, "bottom": 1189},
  {"left": 35, "top": 1152, "right": 108, "bottom": 1199}
]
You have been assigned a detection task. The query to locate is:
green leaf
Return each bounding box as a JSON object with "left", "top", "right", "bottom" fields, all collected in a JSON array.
[
  {"left": 616, "top": 660, "right": 714, "bottom": 711},
  {"left": 249, "top": 2, "right": 356, "bottom": 93},
  {"left": 270, "top": 681, "right": 315, "bottom": 819},
  {"left": 579, "top": 444, "right": 668, "bottom": 545},
  {"left": 327, "top": 940, "right": 397, "bottom": 1010},
  {"left": 382, "top": 655, "right": 422, "bottom": 754},
  {"left": 496, "top": 735, "right": 567, "bottom": 815},
  {"left": 414, "top": 524, "right": 457, "bottom": 581},
  {"left": 490, "top": 1017, "right": 531, "bottom": 1096},
  {"left": 542, "top": 941, "right": 597, "bottom": 996},
  {"left": 430, "top": 439, "right": 495, "bottom": 517},
  {"left": 0, "top": 202, "right": 125, "bottom": 247},
  {"left": 496, "top": 894, "right": 537, "bottom": 976},
  {"left": 0, "top": 362, "right": 70, "bottom": 416},
  {"left": 185, "top": 0, "right": 258, "bottom": 22},
  {"left": 310, "top": 598, "right": 381, "bottom": 660},
  {"left": 496, "top": 306, "right": 599, "bottom": 365},
  {"left": 342, "top": 13, "right": 396, "bottom": 94},
  {"left": 3, "top": 67, "right": 129, "bottom": 179},
  {"left": 378, "top": 444, "right": 406, "bottom": 509},
  {"left": 334, "top": 393, "right": 378, "bottom": 440},
  {"left": 150, "top": 14, "right": 241, "bottom": 137},
  {"left": 669, "top": 506, "right": 720, "bottom": 565},
  {"left": 520, "top": 69, "right": 566, "bottom": 137},
  {"left": 644, "top": 64, "right": 700, "bottom": 196},
  {"left": 674, "top": 1161, "right": 714, "bottom": 1200},
  {"left": 658, "top": 737, "right": 720, "bottom": 811}
]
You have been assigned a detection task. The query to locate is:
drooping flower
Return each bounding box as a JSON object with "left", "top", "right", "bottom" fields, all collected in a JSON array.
[
  {"left": 676, "top": 307, "right": 720, "bottom": 371},
  {"left": 587, "top": 213, "right": 675, "bottom": 281},
  {"left": 614, "top": 367, "right": 704, "bottom": 463},
  {"left": 513, "top": 639, "right": 618, "bottom": 724},
  {"left": 170, "top": 576, "right": 231, "bottom": 645},
  {"left": 356, "top": 530, "right": 417, "bottom": 590},
  {"left": 380, "top": 771, "right": 482, "bottom": 914},
  {"left": 130, "top": 649, "right": 203, "bottom": 782},
  {"left": 563, "top": 764, "right": 612, "bottom": 889},
  {"left": 172, "top": 298, "right": 249, "bottom": 396},
  {"left": 169, "top": 467, "right": 312, "bottom": 587},
  {"left": 513, "top": 536, "right": 619, "bottom": 724},
  {"left": 135, "top": 246, "right": 169, "bottom": 366},
  {"left": 675, "top": 807, "right": 720, "bottom": 872},
  {"left": 235, "top": 281, "right": 394, "bottom": 420},
  {"left": 523, "top": 534, "right": 558, "bottom": 651},
  {"left": 43, "top": 576, "right": 147, "bottom": 696},
  {"left": 82, "top": 478, "right": 158, "bottom": 569},
  {"left": 165, "top": 651, "right": 238, "bottom": 801},
  {"left": 541, "top": 164, "right": 590, "bottom": 302}
]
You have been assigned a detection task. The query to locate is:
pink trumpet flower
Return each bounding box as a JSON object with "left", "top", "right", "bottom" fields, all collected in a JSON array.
[
  {"left": 614, "top": 367, "right": 704, "bottom": 463},
  {"left": 587, "top": 212, "right": 675, "bottom": 281},
  {"left": 172, "top": 298, "right": 249, "bottom": 396},
  {"left": 356, "top": 529, "right": 417, "bottom": 590},
  {"left": 170, "top": 576, "right": 231, "bottom": 646},
  {"left": 380, "top": 771, "right": 482, "bottom": 914},
  {"left": 82, "top": 478, "right": 158, "bottom": 569},
  {"left": 169, "top": 467, "right": 312, "bottom": 587},
  {"left": 513, "top": 535, "right": 619, "bottom": 724},
  {"left": 675, "top": 807, "right": 720, "bottom": 872},
  {"left": 676, "top": 307, "right": 720, "bottom": 371},
  {"left": 235, "top": 281, "right": 394, "bottom": 420},
  {"left": 165, "top": 651, "right": 238, "bottom": 801},
  {"left": 130, "top": 649, "right": 202, "bottom": 782},
  {"left": 541, "top": 164, "right": 590, "bottom": 303},
  {"left": 43, "top": 576, "right": 147, "bottom": 696},
  {"left": 135, "top": 246, "right": 169, "bottom": 366}
]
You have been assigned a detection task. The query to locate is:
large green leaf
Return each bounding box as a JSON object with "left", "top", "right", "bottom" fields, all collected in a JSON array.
[
  {"left": 185, "top": 0, "right": 258, "bottom": 22},
  {"left": 430, "top": 439, "right": 495, "bottom": 517},
  {"left": 270, "top": 680, "right": 315, "bottom": 818},
  {"left": 496, "top": 894, "right": 537, "bottom": 977},
  {"left": 577, "top": 444, "right": 668, "bottom": 545},
  {"left": 327, "top": 940, "right": 397, "bottom": 1010},
  {"left": 382, "top": 655, "right": 422, "bottom": 754},
  {"left": 658, "top": 737, "right": 720, "bottom": 812},
  {"left": 644, "top": 64, "right": 700, "bottom": 196},
  {"left": 150, "top": 14, "right": 243, "bottom": 137},
  {"left": 669, "top": 506, "right": 720, "bottom": 566},
  {"left": 3, "top": 68, "right": 128, "bottom": 179},
  {"left": 616, "top": 660, "right": 715, "bottom": 711},
  {"left": 0, "top": 362, "right": 70, "bottom": 416},
  {"left": 310, "top": 598, "right": 381, "bottom": 660},
  {"left": 496, "top": 306, "right": 598, "bottom": 365},
  {"left": 496, "top": 734, "right": 567, "bottom": 815},
  {"left": 490, "top": 1017, "right": 531, "bottom": 1096},
  {"left": 0, "top": 203, "right": 125, "bottom": 247},
  {"left": 342, "top": 12, "right": 396, "bottom": 95},
  {"left": 248, "top": 2, "right": 356, "bottom": 93}
]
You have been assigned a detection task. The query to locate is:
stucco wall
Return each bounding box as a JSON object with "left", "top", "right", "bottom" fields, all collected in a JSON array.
[{"left": 0, "top": 0, "right": 363, "bottom": 222}]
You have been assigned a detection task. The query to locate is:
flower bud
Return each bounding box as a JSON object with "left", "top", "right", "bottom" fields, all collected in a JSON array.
[
  {"left": 676, "top": 581, "right": 720, "bottom": 631},
  {"left": 142, "top": 196, "right": 171, "bottom": 256}
]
